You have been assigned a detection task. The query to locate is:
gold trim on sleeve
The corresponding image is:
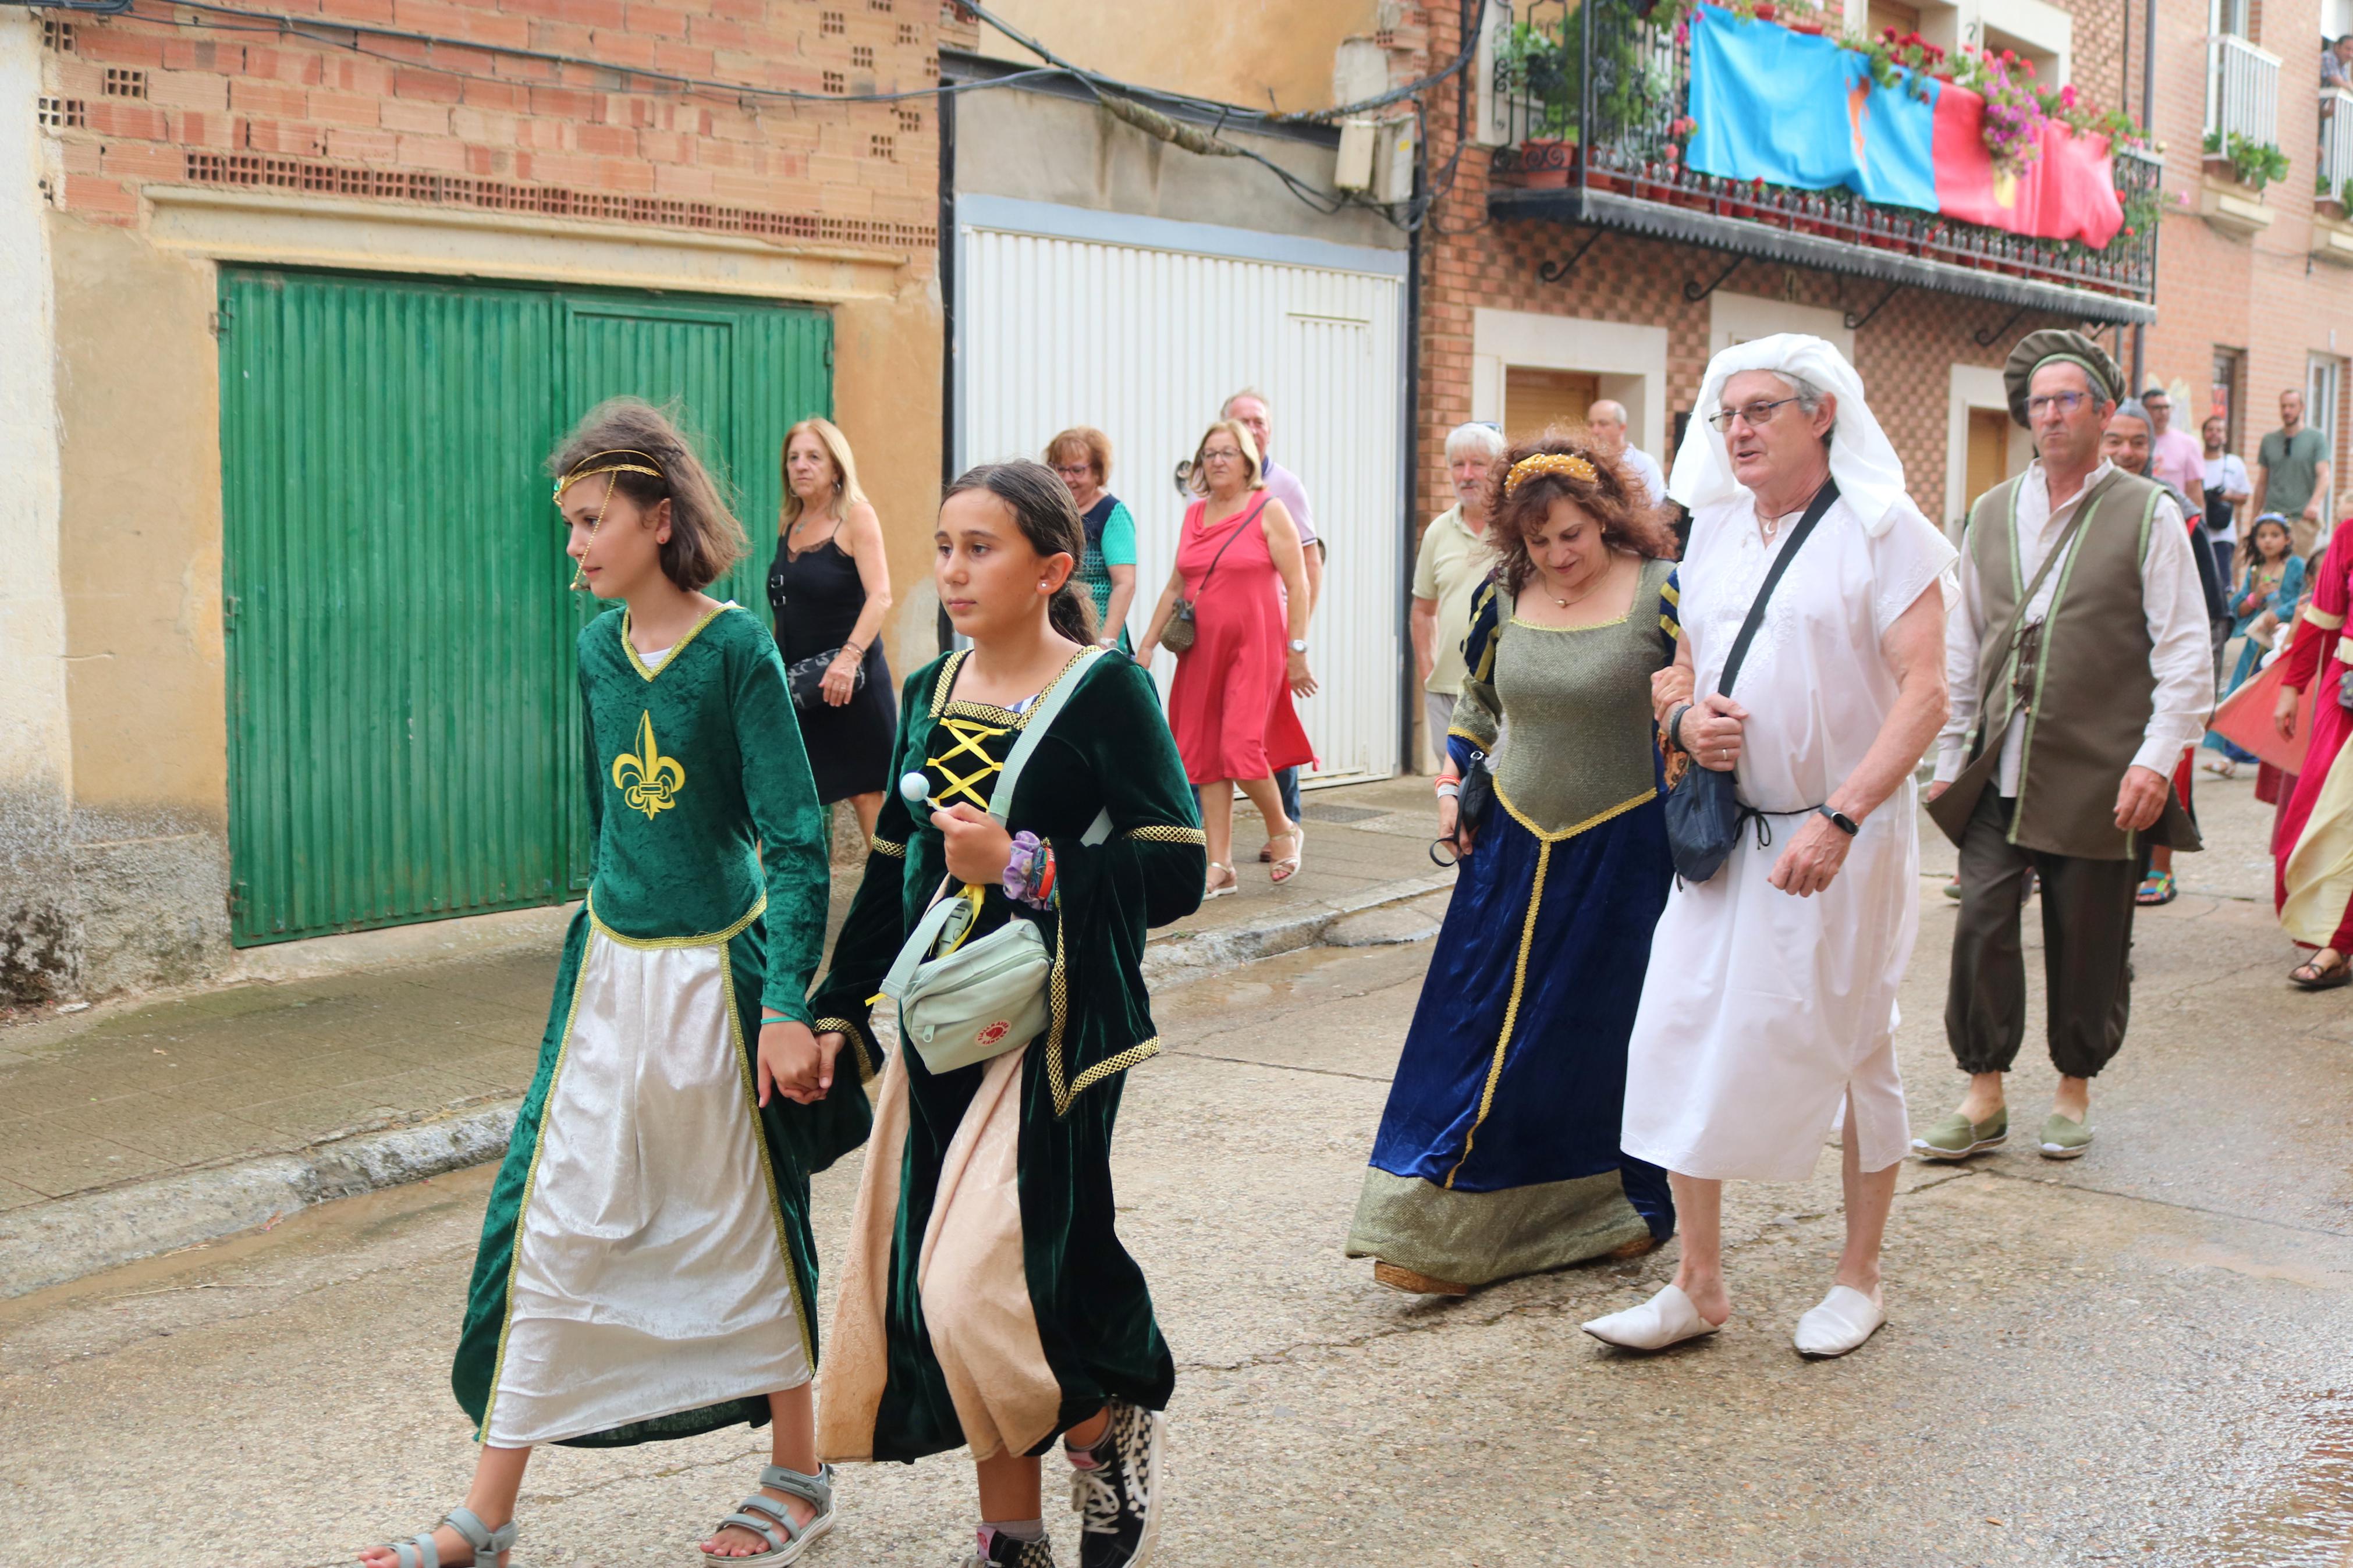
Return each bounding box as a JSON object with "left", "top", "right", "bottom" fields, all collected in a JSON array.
[
  {"left": 812, "top": 1015, "right": 879, "bottom": 1082},
  {"left": 870, "top": 837, "right": 907, "bottom": 859},
  {"left": 585, "top": 890, "right": 766, "bottom": 948},
  {"left": 1122, "top": 824, "right": 1207, "bottom": 844},
  {"left": 2310, "top": 604, "right": 2350, "bottom": 632}
]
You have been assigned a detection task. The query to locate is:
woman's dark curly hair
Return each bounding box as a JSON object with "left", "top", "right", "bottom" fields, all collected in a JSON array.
[{"left": 1484, "top": 432, "right": 1677, "bottom": 595}]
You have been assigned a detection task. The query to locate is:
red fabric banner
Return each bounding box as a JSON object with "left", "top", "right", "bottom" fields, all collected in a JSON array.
[{"left": 1932, "top": 83, "right": 2125, "bottom": 247}]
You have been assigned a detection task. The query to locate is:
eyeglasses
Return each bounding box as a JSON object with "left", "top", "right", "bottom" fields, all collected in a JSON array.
[
  {"left": 1706, "top": 397, "right": 1801, "bottom": 433},
  {"left": 1201, "top": 447, "right": 1243, "bottom": 462},
  {"left": 2027, "top": 391, "right": 2092, "bottom": 418},
  {"left": 1050, "top": 464, "right": 1094, "bottom": 479}
]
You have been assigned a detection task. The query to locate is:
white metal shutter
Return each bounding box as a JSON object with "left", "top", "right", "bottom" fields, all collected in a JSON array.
[{"left": 958, "top": 213, "right": 1405, "bottom": 787}]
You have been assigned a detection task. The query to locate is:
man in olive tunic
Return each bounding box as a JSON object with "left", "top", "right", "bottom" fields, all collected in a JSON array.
[{"left": 1920, "top": 331, "right": 2213, "bottom": 1163}]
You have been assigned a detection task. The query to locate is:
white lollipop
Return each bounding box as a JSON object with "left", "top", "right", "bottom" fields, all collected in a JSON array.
[{"left": 899, "top": 771, "right": 931, "bottom": 807}]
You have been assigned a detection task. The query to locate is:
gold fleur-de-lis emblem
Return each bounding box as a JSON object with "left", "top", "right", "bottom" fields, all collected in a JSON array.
[{"left": 611, "top": 710, "right": 686, "bottom": 820}]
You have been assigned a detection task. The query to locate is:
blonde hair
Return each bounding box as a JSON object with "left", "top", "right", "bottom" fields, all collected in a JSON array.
[
  {"left": 1187, "top": 418, "right": 1265, "bottom": 495},
  {"left": 780, "top": 417, "right": 870, "bottom": 531},
  {"left": 1044, "top": 426, "right": 1112, "bottom": 482},
  {"left": 549, "top": 397, "right": 746, "bottom": 592}
]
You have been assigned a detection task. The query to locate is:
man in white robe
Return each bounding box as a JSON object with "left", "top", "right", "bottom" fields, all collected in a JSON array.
[{"left": 1585, "top": 335, "right": 1955, "bottom": 1361}]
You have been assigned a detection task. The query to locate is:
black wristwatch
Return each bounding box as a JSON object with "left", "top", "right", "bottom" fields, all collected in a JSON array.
[{"left": 1818, "top": 806, "right": 1860, "bottom": 836}]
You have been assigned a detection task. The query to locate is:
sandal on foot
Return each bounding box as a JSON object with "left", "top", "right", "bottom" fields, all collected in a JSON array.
[
  {"left": 2291, "top": 952, "right": 2352, "bottom": 990},
  {"left": 374, "top": 1507, "right": 516, "bottom": 1568},
  {"left": 1202, "top": 862, "right": 1237, "bottom": 900},
  {"left": 702, "top": 1463, "right": 836, "bottom": 1566},
  {"left": 2135, "top": 870, "right": 2176, "bottom": 906},
  {"left": 1269, "top": 830, "right": 1303, "bottom": 884}
]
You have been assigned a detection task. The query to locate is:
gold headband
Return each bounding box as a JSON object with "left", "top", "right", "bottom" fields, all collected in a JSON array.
[
  {"left": 1503, "top": 451, "right": 1599, "bottom": 495},
  {"left": 554, "top": 449, "right": 666, "bottom": 502},
  {"left": 556, "top": 449, "right": 667, "bottom": 592}
]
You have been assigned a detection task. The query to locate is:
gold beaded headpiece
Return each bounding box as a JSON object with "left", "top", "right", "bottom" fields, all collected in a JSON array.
[
  {"left": 555, "top": 449, "right": 666, "bottom": 592},
  {"left": 1502, "top": 451, "right": 1599, "bottom": 495}
]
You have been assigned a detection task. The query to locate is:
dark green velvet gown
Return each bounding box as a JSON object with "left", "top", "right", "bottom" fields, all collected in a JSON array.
[
  {"left": 810, "top": 647, "right": 1205, "bottom": 1464},
  {"left": 449, "top": 603, "right": 858, "bottom": 1449}
]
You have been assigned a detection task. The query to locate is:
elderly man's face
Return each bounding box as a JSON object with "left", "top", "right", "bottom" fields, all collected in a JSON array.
[
  {"left": 1449, "top": 449, "right": 1494, "bottom": 509},
  {"left": 2102, "top": 413, "right": 2152, "bottom": 477},
  {"left": 1720, "top": 369, "right": 1834, "bottom": 494},
  {"left": 1227, "top": 397, "right": 1272, "bottom": 464},
  {"left": 2336, "top": 35, "right": 2352, "bottom": 63},
  {"left": 1585, "top": 404, "right": 1627, "bottom": 454},
  {"left": 2027, "top": 362, "right": 2107, "bottom": 468}
]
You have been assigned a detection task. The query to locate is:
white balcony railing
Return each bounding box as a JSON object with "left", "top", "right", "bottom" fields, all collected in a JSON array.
[
  {"left": 2206, "top": 33, "right": 2283, "bottom": 151},
  {"left": 2323, "top": 88, "right": 2353, "bottom": 205}
]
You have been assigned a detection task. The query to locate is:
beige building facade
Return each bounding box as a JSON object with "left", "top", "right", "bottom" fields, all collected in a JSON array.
[{"left": 9, "top": 1, "right": 945, "bottom": 999}]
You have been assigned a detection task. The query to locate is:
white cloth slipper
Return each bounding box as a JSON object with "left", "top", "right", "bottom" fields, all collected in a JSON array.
[
  {"left": 1793, "top": 1285, "right": 1886, "bottom": 1358},
  {"left": 1581, "top": 1283, "right": 1720, "bottom": 1351}
]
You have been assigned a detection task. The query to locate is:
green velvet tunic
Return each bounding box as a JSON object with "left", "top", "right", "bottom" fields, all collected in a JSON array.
[
  {"left": 450, "top": 603, "right": 855, "bottom": 1448},
  {"left": 810, "top": 648, "right": 1206, "bottom": 1462}
]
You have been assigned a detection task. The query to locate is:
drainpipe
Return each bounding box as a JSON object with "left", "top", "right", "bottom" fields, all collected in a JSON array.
[
  {"left": 936, "top": 78, "right": 959, "bottom": 655},
  {"left": 2131, "top": 0, "right": 2156, "bottom": 390}
]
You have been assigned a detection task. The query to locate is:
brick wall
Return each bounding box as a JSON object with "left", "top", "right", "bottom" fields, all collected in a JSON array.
[
  {"left": 1406, "top": 3, "right": 2080, "bottom": 535},
  {"left": 2134, "top": 0, "right": 2353, "bottom": 490},
  {"left": 34, "top": 0, "right": 938, "bottom": 262}
]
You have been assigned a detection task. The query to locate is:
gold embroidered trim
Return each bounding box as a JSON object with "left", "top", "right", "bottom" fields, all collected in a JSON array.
[
  {"left": 586, "top": 890, "right": 766, "bottom": 948},
  {"left": 1445, "top": 837, "right": 1553, "bottom": 1189},
  {"left": 2308, "top": 604, "right": 2348, "bottom": 631},
  {"left": 1660, "top": 614, "right": 1681, "bottom": 641},
  {"left": 813, "top": 1015, "right": 879, "bottom": 1082},
  {"left": 1660, "top": 579, "right": 1680, "bottom": 606},
  {"left": 1123, "top": 824, "right": 1207, "bottom": 844},
  {"left": 1065, "top": 1036, "right": 1162, "bottom": 1102},
  {"left": 928, "top": 650, "right": 967, "bottom": 714},
  {"left": 1493, "top": 781, "right": 1656, "bottom": 844},
  {"left": 721, "top": 959, "right": 818, "bottom": 1363},
  {"left": 870, "top": 837, "right": 907, "bottom": 859},
  {"left": 619, "top": 602, "right": 730, "bottom": 682},
  {"left": 478, "top": 944, "right": 594, "bottom": 1442}
]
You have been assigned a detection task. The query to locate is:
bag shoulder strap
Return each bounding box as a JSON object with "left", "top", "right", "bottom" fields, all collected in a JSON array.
[
  {"left": 1191, "top": 496, "right": 1266, "bottom": 593},
  {"left": 987, "top": 648, "right": 1115, "bottom": 845},
  {"left": 1969, "top": 465, "right": 2123, "bottom": 722},
  {"left": 1716, "top": 478, "right": 1841, "bottom": 699}
]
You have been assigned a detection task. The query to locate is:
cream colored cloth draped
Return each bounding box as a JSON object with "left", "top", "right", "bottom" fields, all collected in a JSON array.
[
  {"left": 818, "top": 1044, "right": 1061, "bottom": 1464},
  {"left": 483, "top": 931, "right": 809, "bottom": 1447}
]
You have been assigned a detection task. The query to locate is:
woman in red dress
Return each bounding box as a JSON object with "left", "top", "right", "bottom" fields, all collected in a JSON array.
[
  {"left": 2270, "top": 520, "right": 2353, "bottom": 987},
  {"left": 1140, "top": 418, "right": 1318, "bottom": 897}
]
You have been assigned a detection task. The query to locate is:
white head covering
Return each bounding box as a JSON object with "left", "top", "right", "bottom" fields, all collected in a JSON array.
[{"left": 1667, "top": 333, "right": 1922, "bottom": 538}]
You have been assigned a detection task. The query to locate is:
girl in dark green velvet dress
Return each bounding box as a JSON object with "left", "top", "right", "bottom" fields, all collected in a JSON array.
[
  {"left": 363, "top": 399, "right": 847, "bottom": 1568},
  {"left": 811, "top": 461, "right": 1204, "bottom": 1568}
]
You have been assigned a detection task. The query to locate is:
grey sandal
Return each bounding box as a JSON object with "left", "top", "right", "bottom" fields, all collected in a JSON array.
[
  {"left": 377, "top": 1507, "right": 516, "bottom": 1568},
  {"left": 702, "top": 1463, "right": 836, "bottom": 1566}
]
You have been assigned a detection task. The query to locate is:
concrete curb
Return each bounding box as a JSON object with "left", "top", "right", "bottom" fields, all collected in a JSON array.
[
  {"left": 0, "top": 870, "right": 1451, "bottom": 1300},
  {"left": 0, "top": 1104, "right": 517, "bottom": 1301}
]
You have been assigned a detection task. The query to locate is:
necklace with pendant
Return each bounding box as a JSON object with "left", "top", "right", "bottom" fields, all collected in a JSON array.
[{"left": 1546, "top": 566, "right": 1613, "bottom": 610}]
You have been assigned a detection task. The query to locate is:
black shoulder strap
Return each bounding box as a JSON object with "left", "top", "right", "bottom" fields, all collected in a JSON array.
[
  {"left": 1192, "top": 495, "right": 1264, "bottom": 591},
  {"left": 1716, "top": 478, "right": 1840, "bottom": 699}
]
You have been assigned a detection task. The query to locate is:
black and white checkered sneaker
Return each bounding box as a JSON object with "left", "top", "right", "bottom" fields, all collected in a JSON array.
[
  {"left": 959, "top": 1527, "right": 1057, "bottom": 1568},
  {"left": 1067, "top": 1401, "right": 1166, "bottom": 1568}
]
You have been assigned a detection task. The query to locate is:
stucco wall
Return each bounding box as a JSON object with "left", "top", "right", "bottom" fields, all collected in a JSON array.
[
  {"left": 0, "top": 13, "right": 77, "bottom": 1000},
  {"left": 970, "top": 0, "right": 1383, "bottom": 115}
]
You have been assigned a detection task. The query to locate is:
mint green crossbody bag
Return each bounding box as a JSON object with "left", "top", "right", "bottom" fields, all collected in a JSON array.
[{"left": 879, "top": 649, "right": 1114, "bottom": 1075}]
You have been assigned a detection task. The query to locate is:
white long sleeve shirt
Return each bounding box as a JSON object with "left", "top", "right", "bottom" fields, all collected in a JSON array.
[{"left": 1934, "top": 459, "right": 2213, "bottom": 793}]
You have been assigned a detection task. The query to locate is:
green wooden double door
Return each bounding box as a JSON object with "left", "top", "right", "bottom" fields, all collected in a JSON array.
[{"left": 218, "top": 268, "right": 832, "bottom": 945}]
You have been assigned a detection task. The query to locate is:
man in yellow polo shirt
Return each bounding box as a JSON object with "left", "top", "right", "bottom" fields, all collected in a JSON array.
[{"left": 1411, "top": 422, "right": 1506, "bottom": 767}]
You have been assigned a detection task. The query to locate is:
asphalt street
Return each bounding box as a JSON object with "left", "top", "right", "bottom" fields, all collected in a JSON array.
[{"left": 2, "top": 775, "right": 2349, "bottom": 1567}]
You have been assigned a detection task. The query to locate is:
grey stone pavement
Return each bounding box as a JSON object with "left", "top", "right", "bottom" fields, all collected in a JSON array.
[{"left": 3, "top": 771, "right": 2352, "bottom": 1566}]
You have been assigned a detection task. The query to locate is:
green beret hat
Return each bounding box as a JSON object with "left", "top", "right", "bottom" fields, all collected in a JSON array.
[{"left": 2004, "top": 329, "right": 2123, "bottom": 427}]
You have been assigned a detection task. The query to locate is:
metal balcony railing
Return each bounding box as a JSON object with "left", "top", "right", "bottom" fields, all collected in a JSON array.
[
  {"left": 2206, "top": 33, "right": 2283, "bottom": 150},
  {"left": 1484, "top": 1, "right": 2159, "bottom": 310},
  {"left": 2321, "top": 88, "right": 2353, "bottom": 205}
]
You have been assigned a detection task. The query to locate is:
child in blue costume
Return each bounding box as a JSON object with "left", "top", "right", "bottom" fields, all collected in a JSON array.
[{"left": 363, "top": 399, "right": 853, "bottom": 1568}]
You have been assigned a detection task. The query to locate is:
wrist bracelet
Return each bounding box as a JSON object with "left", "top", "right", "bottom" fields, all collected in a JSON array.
[
  {"left": 1667, "top": 703, "right": 1692, "bottom": 752},
  {"left": 1435, "top": 782, "right": 1460, "bottom": 800}
]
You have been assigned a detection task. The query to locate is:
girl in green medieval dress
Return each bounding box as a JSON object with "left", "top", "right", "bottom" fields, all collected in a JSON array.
[
  {"left": 810, "top": 460, "right": 1204, "bottom": 1568},
  {"left": 362, "top": 399, "right": 854, "bottom": 1568}
]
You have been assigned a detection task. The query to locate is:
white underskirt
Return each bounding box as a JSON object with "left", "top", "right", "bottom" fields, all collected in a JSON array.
[{"left": 484, "top": 929, "right": 809, "bottom": 1447}]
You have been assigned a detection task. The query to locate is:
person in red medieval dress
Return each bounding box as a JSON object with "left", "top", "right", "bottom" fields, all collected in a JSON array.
[{"left": 2270, "top": 519, "right": 2353, "bottom": 988}]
